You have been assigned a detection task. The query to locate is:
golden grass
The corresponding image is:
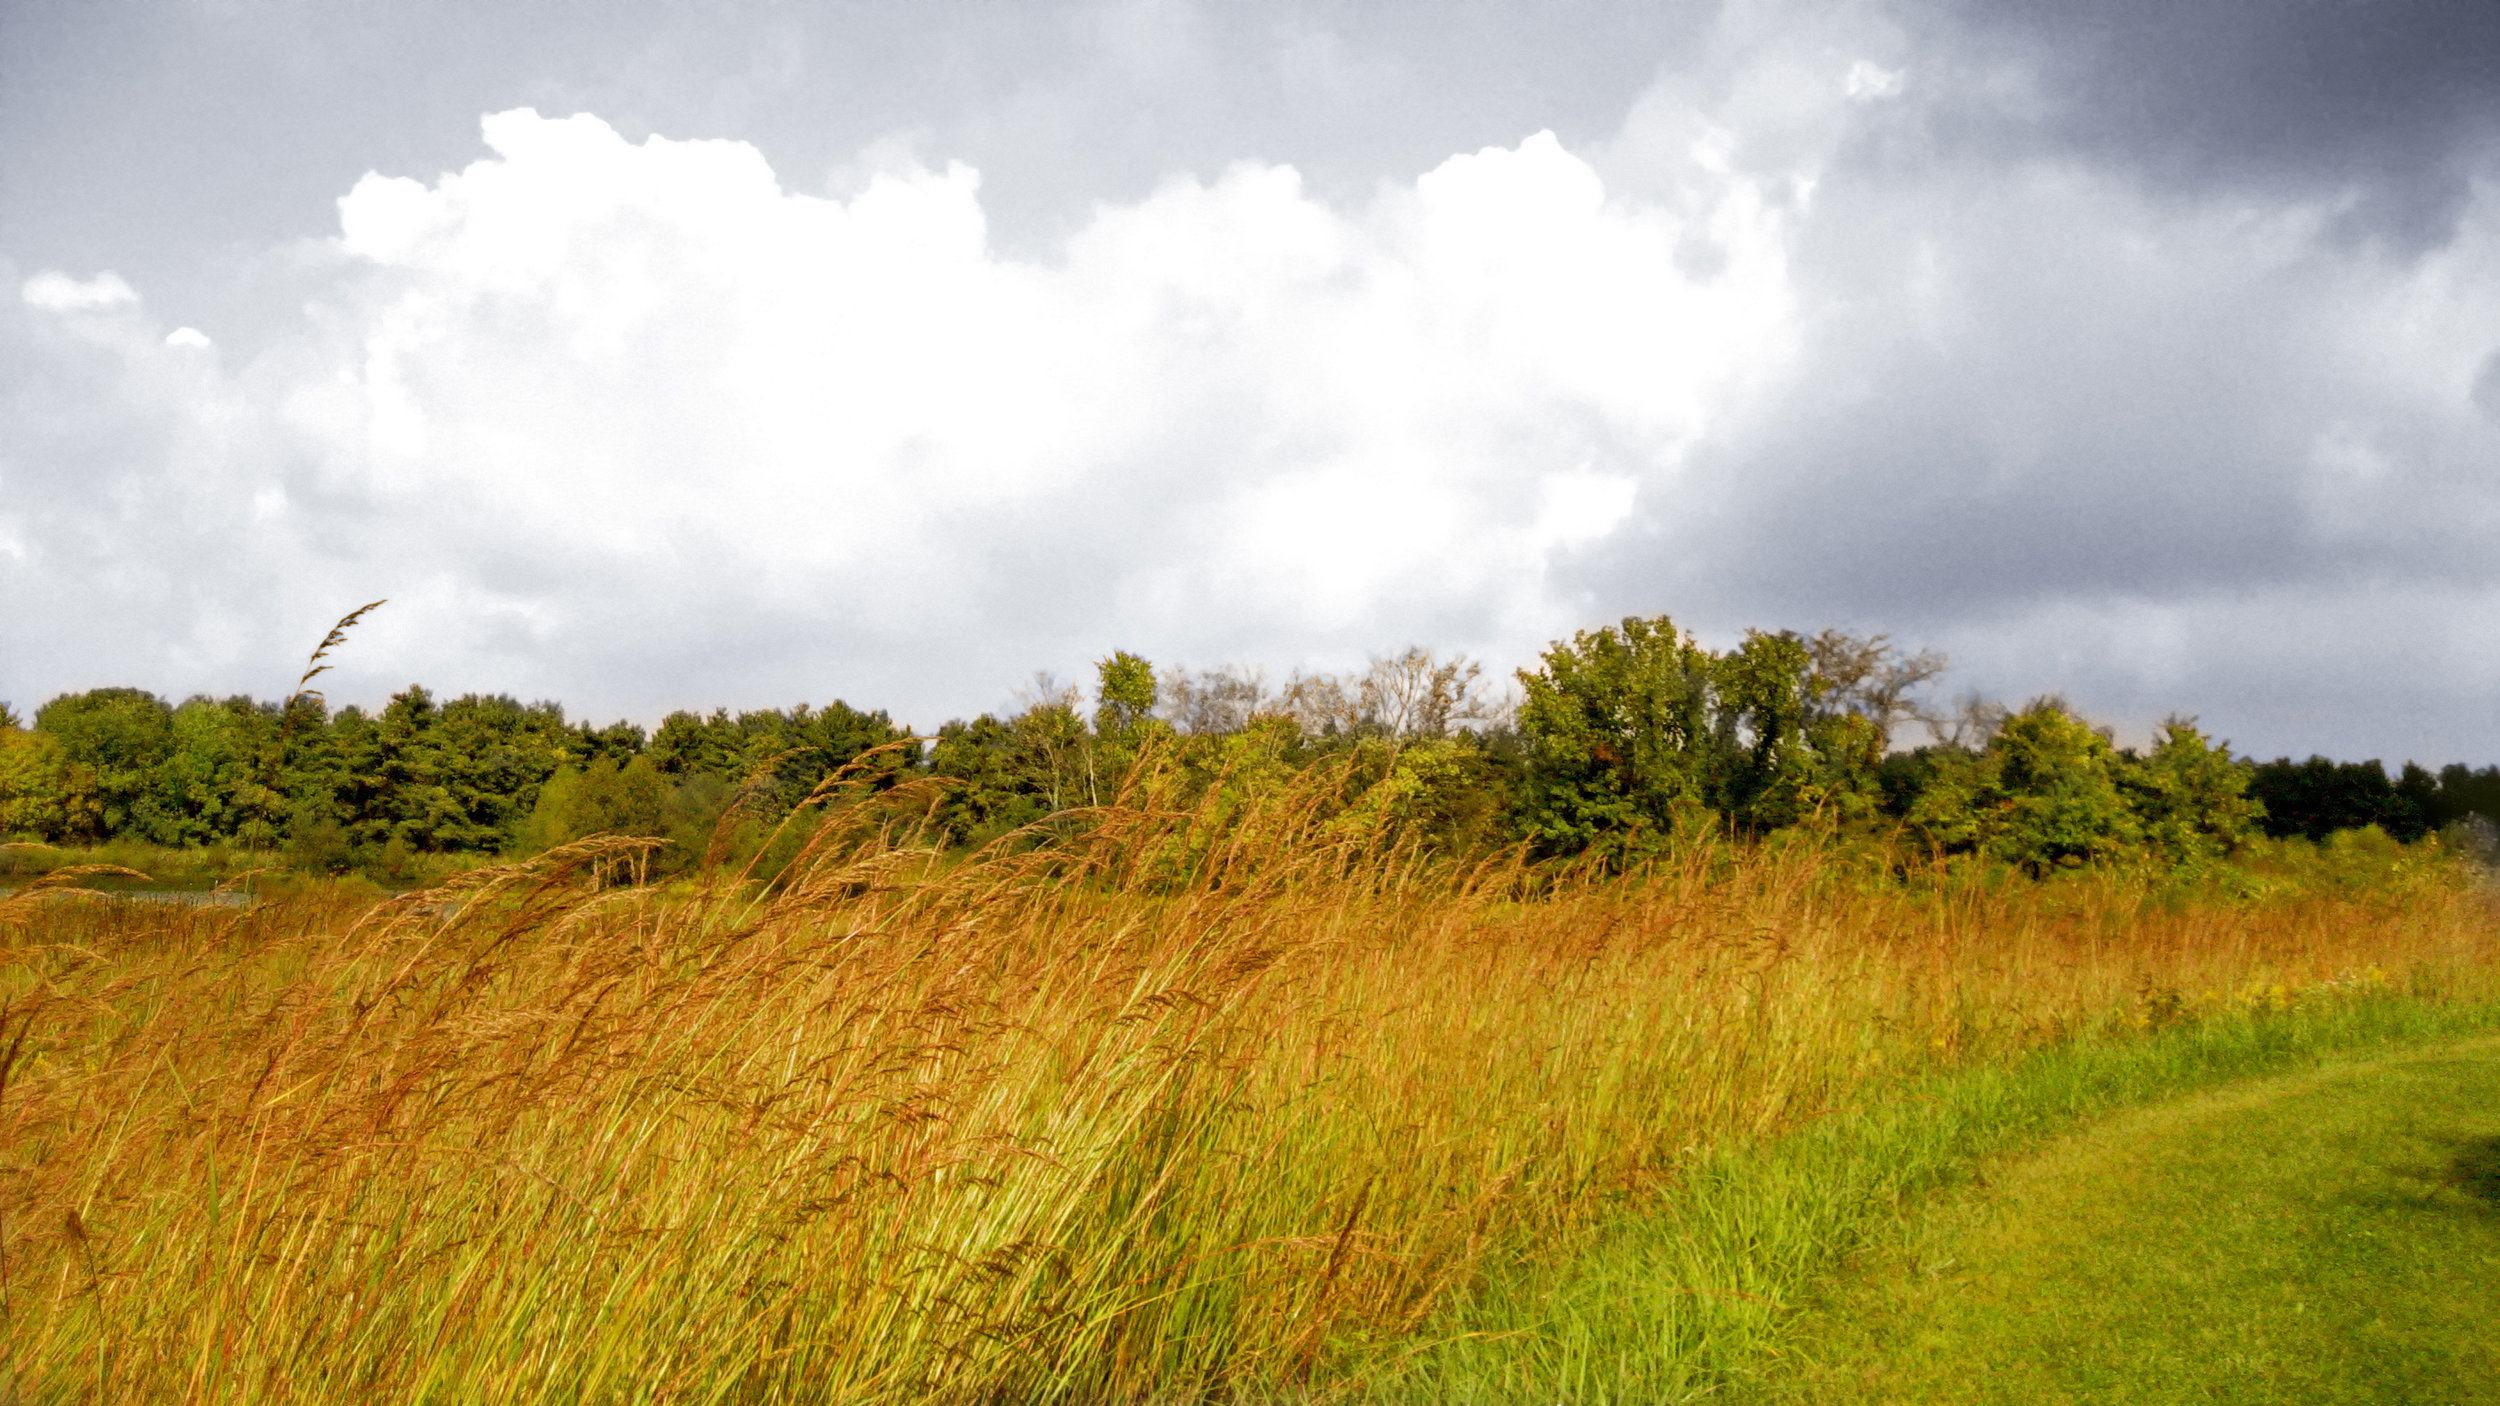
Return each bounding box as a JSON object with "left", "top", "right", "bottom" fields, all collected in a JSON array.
[{"left": 0, "top": 766, "right": 2492, "bottom": 1403}]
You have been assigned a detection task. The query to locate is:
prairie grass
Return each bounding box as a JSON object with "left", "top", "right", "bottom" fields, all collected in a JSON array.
[{"left": 0, "top": 763, "right": 2492, "bottom": 1403}]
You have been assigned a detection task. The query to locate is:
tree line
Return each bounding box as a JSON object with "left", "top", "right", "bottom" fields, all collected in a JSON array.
[{"left": 2, "top": 615, "right": 2493, "bottom": 877}]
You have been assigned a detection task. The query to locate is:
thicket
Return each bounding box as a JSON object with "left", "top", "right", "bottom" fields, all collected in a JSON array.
[
  {"left": 2, "top": 615, "right": 2492, "bottom": 882},
  {"left": 2245, "top": 753, "right": 2500, "bottom": 843}
]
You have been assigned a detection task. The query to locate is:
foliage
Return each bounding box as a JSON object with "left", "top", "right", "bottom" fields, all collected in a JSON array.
[
  {"left": 33, "top": 687, "right": 176, "bottom": 841},
  {"left": 1897, "top": 703, "right": 2271, "bottom": 872},
  {"left": 158, "top": 696, "right": 289, "bottom": 848},
  {"left": 6, "top": 615, "right": 2496, "bottom": 880},
  {"left": 2429, "top": 763, "right": 2500, "bottom": 836},
  {"left": 928, "top": 696, "right": 1098, "bottom": 844},
  {"left": 1903, "top": 701, "right": 2142, "bottom": 873},
  {"left": 517, "top": 755, "right": 679, "bottom": 862},
  {"left": 2124, "top": 716, "right": 2265, "bottom": 863},
  {"left": 2251, "top": 755, "right": 2436, "bottom": 842},
  {"left": 1510, "top": 617, "right": 1910, "bottom": 855},
  {"left": 1093, "top": 649, "right": 1158, "bottom": 735},
  {"left": 0, "top": 723, "right": 83, "bottom": 840},
  {"left": 1513, "top": 615, "right": 1720, "bottom": 857},
  {"left": 647, "top": 700, "right": 909, "bottom": 810}
]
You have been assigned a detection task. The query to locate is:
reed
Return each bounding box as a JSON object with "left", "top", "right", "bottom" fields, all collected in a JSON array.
[{"left": 0, "top": 762, "right": 2491, "bottom": 1403}]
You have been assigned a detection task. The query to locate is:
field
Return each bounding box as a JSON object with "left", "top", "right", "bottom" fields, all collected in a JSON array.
[
  {"left": 2, "top": 766, "right": 2495, "bottom": 1402},
  {"left": 1767, "top": 1036, "right": 2500, "bottom": 1402}
]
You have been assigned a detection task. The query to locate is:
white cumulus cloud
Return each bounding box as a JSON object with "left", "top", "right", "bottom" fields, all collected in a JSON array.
[
  {"left": 21, "top": 270, "right": 139, "bottom": 313},
  {"left": 2, "top": 106, "right": 1802, "bottom": 723}
]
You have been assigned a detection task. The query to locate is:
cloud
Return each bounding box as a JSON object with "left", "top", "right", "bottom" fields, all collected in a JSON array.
[
  {"left": 0, "top": 106, "right": 1797, "bottom": 725},
  {"left": 1582, "top": 22, "right": 2500, "bottom": 754},
  {"left": 7, "top": 4, "right": 2500, "bottom": 764},
  {"left": 22, "top": 270, "right": 138, "bottom": 312},
  {"left": 1930, "top": 0, "right": 2500, "bottom": 248}
]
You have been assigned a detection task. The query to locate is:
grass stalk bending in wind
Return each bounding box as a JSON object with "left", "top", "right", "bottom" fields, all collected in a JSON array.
[{"left": 0, "top": 759, "right": 2493, "bottom": 1402}]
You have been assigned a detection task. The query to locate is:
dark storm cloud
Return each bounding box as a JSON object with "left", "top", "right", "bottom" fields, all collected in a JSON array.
[
  {"left": 1940, "top": 0, "right": 2500, "bottom": 246},
  {"left": 1568, "top": 8, "right": 2500, "bottom": 760}
]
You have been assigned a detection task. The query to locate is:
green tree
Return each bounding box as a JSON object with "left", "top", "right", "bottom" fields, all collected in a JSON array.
[
  {"left": 1095, "top": 652, "right": 1157, "bottom": 736},
  {"left": 1322, "top": 732, "right": 1519, "bottom": 856},
  {"left": 0, "top": 722, "right": 78, "bottom": 840},
  {"left": 275, "top": 695, "right": 355, "bottom": 861},
  {"left": 427, "top": 694, "right": 577, "bottom": 849},
  {"left": 928, "top": 695, "right": 1098, "bottom": 844},
  {"left": 1909, "top": 699, "right": 2143, "bottom": 873},
  {"left": 2122, "top": 718, "right": 2262, "bottom": 863},
  {"left": 35, "top": 688, "right": 177, "bottom": 840},
  {"left": 298, "top": 688, "right": 576, "bottom": 855},
  {"left": 2432, "top": 764, "right": 2500, "bottom": 834},
  {"left": 517, "top": 755, "right": 672, "bottom": 850},
  {"left": 1710, "top": 630, "right": 1824, "bottom": 830},
  {"left": 2390, "top": 762, "right": 2440, "bottom": 843},
  {"left": 1988, "top": 703, "right": 2141, "bottom": 870},
  {"left": 1513, "top": 615, "right": 1717, "bottom": 857},
  {"left": 1798, "top": 630, "right": 1942, "bottom": 829},
  {"left": 156, "top": 696, "right": 287, "bottom": 846},
  {"left": 648, "top": 709, "right": 744, "bottom": 779},
  {"left": 2246, "top": 756, "right": 2418, "bottom": 842},
  {"left": 650, "top": 702, "right": 911, "bottom": 811},
  {"left": 570, "top": 719, "right": 648, "bottom": 770},
  {"left": 1900, "top": 746, "right": 1990, "bottom": 853}
]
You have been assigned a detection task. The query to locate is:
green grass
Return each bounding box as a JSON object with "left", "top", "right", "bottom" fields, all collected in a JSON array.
[
  {"left": 0, "top": 836, "right": 484, "bottom": 891},
  {"left": 1759, "top": 1033, "right": 2500, "bottom": 1405},
  {"left": 1381, "top": 995, "right": 2500, "bottom": 1404}
]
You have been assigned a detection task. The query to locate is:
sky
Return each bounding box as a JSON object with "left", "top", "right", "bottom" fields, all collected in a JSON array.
[{"left": 3, "top": 0, "right": 2497, "bottom": 762}]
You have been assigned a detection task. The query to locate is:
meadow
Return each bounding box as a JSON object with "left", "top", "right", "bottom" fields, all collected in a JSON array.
[
  {"left": 1761, "top": 1036, "right": 2500, "bottom": 1402},
  {"left": 1, "top": 758, "right": 2494, "bottom": 1403}
]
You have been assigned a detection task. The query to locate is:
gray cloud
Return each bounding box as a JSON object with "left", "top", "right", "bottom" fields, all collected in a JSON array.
[
  {"left": 1570, "top": 5, "right": 2500, "bottom": 758},
  {"left": 6, "top": 0, "right": 2500, "bottom": 765},
  {"left": 1934, "top": 0, "right": 2500, "bottom": 248}
]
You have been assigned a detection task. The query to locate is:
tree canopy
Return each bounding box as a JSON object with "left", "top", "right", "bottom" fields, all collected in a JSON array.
[{"left": 3, "top": 613, "right": 2491, "bottom": 877}]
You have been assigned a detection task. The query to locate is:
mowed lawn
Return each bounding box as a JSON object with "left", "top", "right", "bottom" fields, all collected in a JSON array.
[{"left": 1767, "top": 1035, "right": 2500, "bottom": 1405}]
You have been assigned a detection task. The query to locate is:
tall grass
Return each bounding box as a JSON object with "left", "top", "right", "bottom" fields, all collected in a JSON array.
[{"left": 0, "top": 762, "right": 2492, "bottom": 1403}]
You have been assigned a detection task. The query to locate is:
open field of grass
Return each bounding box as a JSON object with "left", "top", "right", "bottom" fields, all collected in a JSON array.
[
  {"left": 1, "top": 768, "right": 2494, "bottom": 1402},
  {"left": 1391, "top": 988, "right": 2500, "bottom": 1403},
  {"left": 1762, "top": 1035, "right": 2500, "bottom": 1405}
]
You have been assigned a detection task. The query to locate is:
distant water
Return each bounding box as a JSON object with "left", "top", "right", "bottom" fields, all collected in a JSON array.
[
  {"left": 116, "top": 890, "right": 254, "bottom": 908},
  {"left": 0, "top": 887, "right": 253, "bottom": 908}
]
